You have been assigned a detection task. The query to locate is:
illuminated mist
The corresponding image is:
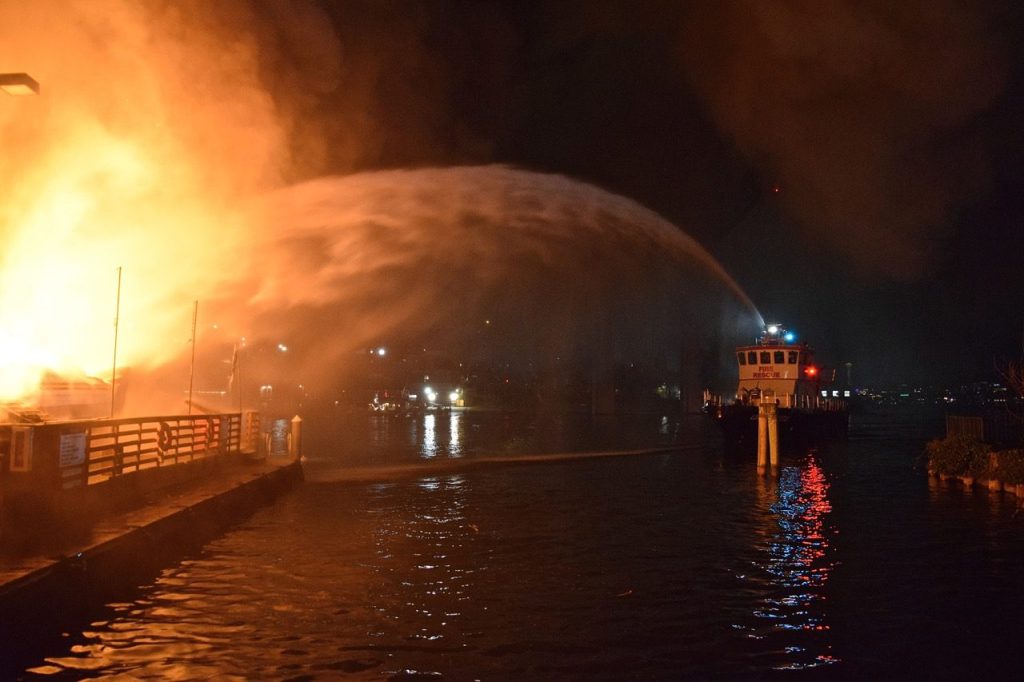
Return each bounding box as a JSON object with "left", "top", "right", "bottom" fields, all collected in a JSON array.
[
  {"left": 0, "top": 1, "right": 761, "bottom": 415},
  {"left": 230, "top": 165, "right": 762, "bottom": 394}
]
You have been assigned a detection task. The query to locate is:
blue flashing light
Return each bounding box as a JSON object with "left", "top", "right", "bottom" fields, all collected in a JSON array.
[{"left": 784, "top": 332, "right": 795, "bottom": 343}]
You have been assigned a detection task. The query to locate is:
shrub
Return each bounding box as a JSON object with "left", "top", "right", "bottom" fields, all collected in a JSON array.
[
  {"left": 994, "top": 449, "right": 1024, "bottom": 484},
  {"left": 926, "top": 436, "right": 991, "bottom": 477}
]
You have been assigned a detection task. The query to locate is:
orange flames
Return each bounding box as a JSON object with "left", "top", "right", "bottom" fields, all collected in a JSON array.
[{"left": 0, "top": 1, "right": 284, "bottom": 405}]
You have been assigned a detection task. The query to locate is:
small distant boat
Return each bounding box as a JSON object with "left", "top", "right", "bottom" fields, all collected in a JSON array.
[{"left": 704, "top": 323, "right": 848, "bottom": 449}]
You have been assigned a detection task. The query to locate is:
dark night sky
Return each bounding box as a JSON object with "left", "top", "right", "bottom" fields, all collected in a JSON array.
[{"left": 250, "top": 0, "right": 1024, "bottom": 387}]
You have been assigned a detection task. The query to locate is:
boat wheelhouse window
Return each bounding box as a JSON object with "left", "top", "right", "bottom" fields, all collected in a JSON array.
[
  {"left": 774, "top": 351, "right": 785, "bottom": 364},
  {"left": 788, "top": 351, "right": 798, "bottom": 364},
  {"left": 747, "top": 351, "right": 757, "bottom": 364},
  {"left": 737, "top": 352, "right": 747, "bottom": 365},
  {"left": 760, "top": 351, "right": 771, "bottom": 364}
]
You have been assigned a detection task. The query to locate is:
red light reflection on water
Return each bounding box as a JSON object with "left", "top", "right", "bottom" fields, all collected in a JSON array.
[{"left": 747, "top": 453, "right": 839, "bottom": 670}]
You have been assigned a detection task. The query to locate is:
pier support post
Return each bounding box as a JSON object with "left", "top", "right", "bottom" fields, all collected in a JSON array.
[
  {"left": 757, "top": 401, "right": 779, "bottom": 472},
  {"left": 766, "top": 402, "right": 779, "bottom": 468},
  {"left": 757, "top": 404, "right": 768, "bottom": 470},
  {"left": 290, "top": 415, "right": 303, "bottom": 462}
]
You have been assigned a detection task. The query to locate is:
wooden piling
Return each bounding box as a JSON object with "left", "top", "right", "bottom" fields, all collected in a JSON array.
[
  {"left": 766, "top": 402, "right": 779, "bottom": 468},
  {"left": 757, "top": 403, "right": 768, "bottom": 470}
]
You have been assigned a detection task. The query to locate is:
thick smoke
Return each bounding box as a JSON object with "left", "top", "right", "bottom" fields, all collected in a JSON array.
[{"left": 676, "top": 0, "right": 1008, "bottom": 278}]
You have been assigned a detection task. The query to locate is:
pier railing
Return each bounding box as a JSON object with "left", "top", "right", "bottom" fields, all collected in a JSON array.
[
  {"left": 80, "top": 414, "right": 241, "bottom": 487},
  {"left": 0, "top": 411, "right": 274, "bottom": 539},
  {"left": 2, "top": 411, "right": 261, "bottom": 493},
  {"left": 702, "top": 390, "right": 846, "bottom": 412}
]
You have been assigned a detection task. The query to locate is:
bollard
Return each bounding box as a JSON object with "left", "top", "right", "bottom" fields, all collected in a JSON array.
[
  {"left": 766, "top": 402, "right": 779, "bottom": 468},
  {"left": 290, "top": 415, "right": 303, "bottom": 462},
  {"left": 757, "top": 404, "right": 768, "bottom": 470}
]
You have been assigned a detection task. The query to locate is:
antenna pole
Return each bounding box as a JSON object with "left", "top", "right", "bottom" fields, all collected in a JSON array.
[
  {"left": 237, "top": 344, "right": 243, "bottom": 414},
  {"left": 188, "top": 300, "right": 198, "bottom": 415},
  {"left": 110, "top": 266, "right": 122, "bottom": 418}
]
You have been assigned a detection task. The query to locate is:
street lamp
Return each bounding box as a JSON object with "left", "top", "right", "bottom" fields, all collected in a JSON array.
[{"left": 0, "top": 73, "right": 40, "bottom": 96}]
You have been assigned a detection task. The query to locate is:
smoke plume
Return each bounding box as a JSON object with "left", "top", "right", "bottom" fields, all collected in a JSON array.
[{"left": 676, "top": 0, "right": 1008, "bottom": 278}]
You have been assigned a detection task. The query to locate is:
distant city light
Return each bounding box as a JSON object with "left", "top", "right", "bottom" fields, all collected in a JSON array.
[
  {"left": 278, "top": 343, "right": 288, "bottom": 352},
  {"left": 449, "top": 391, "right": 459, "bottom": 402},
  {"left": 376, "top": 347, "right": 387, "bottom": 356}
]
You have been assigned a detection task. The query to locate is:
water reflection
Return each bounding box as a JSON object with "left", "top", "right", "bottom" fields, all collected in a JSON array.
[
  {"left": 268, "top": 418, "right": 290, "bottom": 455},
  {"left": 449, "top": 411, "right": 463, "bottom": 458},
  {"left": 746, "top": 454, "right": 838, "bottom": 670},
  {"left": 413, "top": 411, "right": 465, "bottom": 459},
  {"left": 303, "top": 410, "right": 701, "bottom": 470},
  {"left": 422, "top": 414, "right": 437, "bottom": 458},
  {"left": 364, "top": 473, "right": 487, "bottom": 678}
]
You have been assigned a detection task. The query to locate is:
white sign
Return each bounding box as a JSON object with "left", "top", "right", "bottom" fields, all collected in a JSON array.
[{"left": 59, "top": 431, "right": 88, "bottom": 468}]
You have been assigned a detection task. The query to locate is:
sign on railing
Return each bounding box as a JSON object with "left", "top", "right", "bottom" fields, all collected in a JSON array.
[{"left": 49, "top": 413, "right": 243, "bottom": 488}]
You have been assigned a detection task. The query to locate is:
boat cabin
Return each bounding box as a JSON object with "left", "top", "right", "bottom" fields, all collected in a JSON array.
[{"left": 734, "top": 324, "right": 822, "bottom": 408}]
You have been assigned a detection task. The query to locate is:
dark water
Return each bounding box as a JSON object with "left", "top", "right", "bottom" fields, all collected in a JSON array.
[{"left": 14, "top": 409, "right": 1024, "bottom": 679}]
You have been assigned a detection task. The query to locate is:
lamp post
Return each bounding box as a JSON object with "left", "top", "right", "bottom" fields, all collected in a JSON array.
[{"left": 0, "top": 73, "right": 40, "bottom": 96}]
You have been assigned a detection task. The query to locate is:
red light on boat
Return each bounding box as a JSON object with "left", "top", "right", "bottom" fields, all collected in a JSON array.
[{"left": 805, "top": 366, "right": 818, "bottom": 377}]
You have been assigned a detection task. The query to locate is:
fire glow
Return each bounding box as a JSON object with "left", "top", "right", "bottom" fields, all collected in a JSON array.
[{"left": 0, "top": 1, "right": 279, "bottom": 405}]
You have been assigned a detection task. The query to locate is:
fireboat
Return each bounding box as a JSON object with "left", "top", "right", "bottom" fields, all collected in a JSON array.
[{"left": 704, "top": 323, "right": 848, "bottom": 449}]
